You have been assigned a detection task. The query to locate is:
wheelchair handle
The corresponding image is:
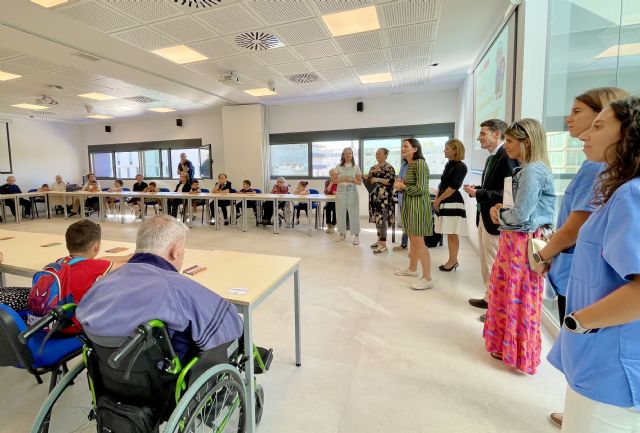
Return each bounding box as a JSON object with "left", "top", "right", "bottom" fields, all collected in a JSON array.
[
  {"left": 18, "top": 314, "right": 55, "bottom": 344},
  {"left": 108, "top": 328, "right": 146, "bottom": 370}
]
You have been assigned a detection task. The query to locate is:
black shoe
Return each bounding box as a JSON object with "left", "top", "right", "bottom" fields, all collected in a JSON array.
[
  {"left": 468, "top": 298, "right": 488, "bottom": 309},
  {"left": 438, "top": 262, "right": 459, "bottom": 272},
  {"left": 478, "top": 314, "right": 486, "bottom": 323},
  {"left": 224, "top": 220, "right": 229, "bottom": 226}
]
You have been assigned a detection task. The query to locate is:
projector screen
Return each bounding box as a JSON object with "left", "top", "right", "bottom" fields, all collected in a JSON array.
[
  {"left": 0, "top": 122, "right": 11, "bottom": 174},
  {"left": 470, "top": 11, "right": 517, "bottom": 170}
]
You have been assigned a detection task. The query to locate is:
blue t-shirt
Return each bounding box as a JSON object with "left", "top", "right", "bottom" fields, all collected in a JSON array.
[
  {"left": 547, "top": 161, "right": 604, "bottom": 296},
  {"left": 548, "top": 177, "right": 640, "bottom": 409}
]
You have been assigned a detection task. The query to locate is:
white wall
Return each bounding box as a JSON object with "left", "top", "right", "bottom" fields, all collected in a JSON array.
[
  {"left": 268, "top": 88, "right": 460, "bottom": 134},
  {"left": 4, "top": 117, "right": 83, "bottom": 189},
  {"left": 81, "top": 108, "right": 223, "bottom": 190}
]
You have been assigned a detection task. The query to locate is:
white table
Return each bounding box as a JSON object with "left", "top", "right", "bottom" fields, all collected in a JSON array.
[{"left": 0, "top": 194, "right": 20, "bottom": 223}]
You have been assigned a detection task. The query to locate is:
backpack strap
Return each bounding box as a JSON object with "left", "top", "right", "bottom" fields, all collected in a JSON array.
[{"left": 59, "top": 256, "right": 87, "bottom": 266}]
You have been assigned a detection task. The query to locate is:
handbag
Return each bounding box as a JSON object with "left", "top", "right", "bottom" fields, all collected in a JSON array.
[{"left": 527, "top": 226, "right": 554, "bottom": 270}]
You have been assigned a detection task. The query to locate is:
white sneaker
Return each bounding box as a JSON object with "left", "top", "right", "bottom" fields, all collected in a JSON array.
[
  {"left": 411, "top": 278, "right": 434, "bottom": 290},
  {"left": 395, "top": 268, "right": 419, "bottom": 277},
  {"left": 334, "top": 233, "right": 346, "bottom": 242},
  {"left": 352, "top": 235, "right": 360, "bottom": 245},
  {"left": 328, "top": 226, "right": 335, "bottom": 234}
]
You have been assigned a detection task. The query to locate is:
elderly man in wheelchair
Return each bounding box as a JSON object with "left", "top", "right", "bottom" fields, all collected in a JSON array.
[{"left": 21, "top": 215, "right": 272, "bottom": 433}]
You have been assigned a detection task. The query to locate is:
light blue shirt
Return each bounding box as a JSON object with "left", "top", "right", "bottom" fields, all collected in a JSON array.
[
  {"left": 547, "top": 161, "right": 605, "bottom": 296},
  {"left": 548, "top": 177, "right": 640, "bottom": 409},
  {"left": 498, "top": 161, "right": 555, "bottom": 233}
]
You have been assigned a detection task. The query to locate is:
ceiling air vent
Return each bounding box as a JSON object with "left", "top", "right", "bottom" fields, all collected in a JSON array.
[
  {"left": 234, "top": 32, "right": 282, "bottom": 51},
  {"left": 172, "top": 0, "right": 222, "bottom": 8},
  {"left": 289, "top": 73, "right": 319, "bottom": 84},
  {"left": 124, "top": 96, "right": 159, "bottom": 104},
  {"left": 70, "top": 52, "right": 102, "bottom": 62}
]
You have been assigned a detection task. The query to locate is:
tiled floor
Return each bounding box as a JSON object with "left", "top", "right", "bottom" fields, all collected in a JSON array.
[{"left": 0, "top": 216, "right": 566, "bottom": 433}]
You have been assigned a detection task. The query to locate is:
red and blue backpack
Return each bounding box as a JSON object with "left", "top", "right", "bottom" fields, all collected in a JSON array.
[{"left": 27, "top": 257, "right": 87, "bottom": 326}]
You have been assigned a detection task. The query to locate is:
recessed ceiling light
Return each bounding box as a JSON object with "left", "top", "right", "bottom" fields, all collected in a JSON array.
[
  {"left": 244, "top": 88, "right": 278, "bottom": 97},
  {"left": 11, "top": 103, "right": 50, "bottom": 110},
  {"left": 359, "top": 72, "right": 392, "bottom": 84},
  {"left": 595, "top": 43, "right": 640, "bottom": 58},
  {"left": 86, "top": 115, "right": 114, "bottom": 119},
  {"left": 322, "top": 6, "right": 380, "bottom": 37},
  {"left": 79, "top": 92, "right": 118, "bottom": 101},
  {"left": 30, "top": 0, "right": 67, "bottom": 7},
  {"left": 0, "top": 70, "right": 22, "bottom": 81},
  {"left": 151, "top": 45, "right": 208, "bottom": 64},
  {"left": 148, "top": 107, "right": 176, "bottom": 113}
]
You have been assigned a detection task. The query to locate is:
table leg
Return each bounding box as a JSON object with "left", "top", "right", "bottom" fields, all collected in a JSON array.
[
  {"left": 214, "top": 198, "right": 220, "bottom": 230},
  {"left": 241, "top": 305, "right": 256, "bottom": 433},
  {"left": 294, "top": 268, "right": 302, "bottom": 366},
  {"left": 30, "top": 198, "right": 35, "bottom": 220},
  {"left": 1, "top": 199, "right": 6, "bottom": 222},
  {"left": 80, "top": 196, "right": 86, "bottom": 219},
  {"left": 45, "top": 194, "right": 51, "bottom": 219},
  {"left": 307, "top": 198, "right": 312, "bottom": 236},
  {"left": 242, "top": 198, "right": 247, "bottom": 232},
  {"left": 188, "top": 197, "right": 193, "bottom": 228},
  {"left": 0, "top": 271, "right": 6, "bottom": 287},
  {"left": 14, "top": 197, "right": 20, "bottom": 223},
  {"left": 162, "top": 197, "right": 167, "bottom": 215},
  {"left": 273, "top": 199, "right": 279, "bottom": 234}
]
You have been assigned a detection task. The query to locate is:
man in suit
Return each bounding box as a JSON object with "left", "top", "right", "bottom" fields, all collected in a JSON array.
[{"left": 463, "top": 119, "right": 519, "bottom": 321}]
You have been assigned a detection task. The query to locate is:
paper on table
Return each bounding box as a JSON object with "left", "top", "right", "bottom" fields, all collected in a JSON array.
[
  {"left": 41, "top": 242, "right": 62, "bottom": 247},
  {"left": 105, "top": 247, "right": 128, "bottom": 253},
  {"left": 502, "top": 177, "right": 514, "bottom": 208},
  {"left": 0, "top": 237, "right": 14, "bottom": 241},
  {"left": 228, "top": 288, "right": 249, "bottom": 295}
]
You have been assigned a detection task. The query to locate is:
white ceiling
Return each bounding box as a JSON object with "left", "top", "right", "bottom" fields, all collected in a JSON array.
[{"left": 0, "top": 0, "right": 511, "bottom": 123}]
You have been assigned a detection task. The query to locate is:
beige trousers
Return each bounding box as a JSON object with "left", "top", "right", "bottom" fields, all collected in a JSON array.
[{"left": 478, "top": 218, "right": 500, "bottom": 300}]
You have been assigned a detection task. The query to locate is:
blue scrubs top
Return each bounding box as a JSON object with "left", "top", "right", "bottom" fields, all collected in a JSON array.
[
  {"left": 547, "top": 161, "right": 604, "bottom": 296},
  {"left": 548, "top": 177, "right": 640, "bottom": 409}
]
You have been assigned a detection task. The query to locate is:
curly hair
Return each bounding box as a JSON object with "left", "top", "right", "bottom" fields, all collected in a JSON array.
[{"left": 596, "top": 96, "right": 640, "bottom": 205}]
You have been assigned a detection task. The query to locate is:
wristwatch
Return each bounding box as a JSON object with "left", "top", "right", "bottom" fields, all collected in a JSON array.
[
  {"left": 564, "top": 313, "right": 598, "bottom": 334},
  {"left": 532, "top": 252, "right": 547, "bottom": 264}
]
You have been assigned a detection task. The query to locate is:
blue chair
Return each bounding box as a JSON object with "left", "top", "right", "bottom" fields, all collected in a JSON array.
[
  {"left": 28, "top": 188, "right": 43, "bottom": 218},
  {"left": 0, "top": 304, "right": 82, "bottom": 393}
]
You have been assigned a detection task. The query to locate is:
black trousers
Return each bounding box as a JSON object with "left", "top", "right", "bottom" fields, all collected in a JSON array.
[
  {"left": 557, "top": 294, "right": 566, "bottom": 326},
  {"left": 6, "top": 198, "right": 32, "bottom": 217},
  {"left": 236, "top": 201, "right": 256, "bottom": 214},
  {"left": 325, "top": 202, "right": 336, "bottom": 225},
  {"left": 210, "top": 200, "right": 230, "bottom": 221},
  {"left": 85, "top": 197, "right": 99, "bottom": 211},
  {"left": 295, "top": 203, "right": 308, "bottom": 220},
  {"left": 261, "top": 201, "right": 285, "bottom": 223},
  {"left": 168, "top": 199, "right": 185, "bottom": 217}
]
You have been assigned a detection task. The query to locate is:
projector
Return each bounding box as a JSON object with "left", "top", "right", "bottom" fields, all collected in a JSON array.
[{"left": 219, "top": 73, "right": 240, "bottom": 85}]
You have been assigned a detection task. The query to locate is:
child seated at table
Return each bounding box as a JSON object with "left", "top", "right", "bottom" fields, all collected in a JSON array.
[
  {"left": 260, "top": 177, "right": 289, "bottom": 225},
  {"left": 143, "top": 181, "right": 161, "bottom": 213},
  {"left": 0, "top": 221, "right": 130, "bottom": 333},
  {"left": 236, "top": 179, "right": 257, "bottom": 219},
  {"left": 189, "top": 179, "right": 204, "bottom": 216},
  {"left": 293, "top": 181, "right": 310, "bottom": 224},
  {"left": 105, "top": 179, "right": 124, "bottom": 212}
]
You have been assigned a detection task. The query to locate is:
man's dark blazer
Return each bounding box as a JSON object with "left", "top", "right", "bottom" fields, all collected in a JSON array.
[{"left": 474, "top": 146, "right": 519, "bottom": 235}]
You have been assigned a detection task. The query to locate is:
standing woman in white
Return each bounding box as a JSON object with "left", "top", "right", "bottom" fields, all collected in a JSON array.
[{"left": 333, "top": 148, "right": 362, "bottom": 245}]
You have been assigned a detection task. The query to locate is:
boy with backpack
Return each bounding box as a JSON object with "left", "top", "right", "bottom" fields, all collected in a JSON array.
[{"left": 0, "top": 220, "right": 130, "bottom": 333}]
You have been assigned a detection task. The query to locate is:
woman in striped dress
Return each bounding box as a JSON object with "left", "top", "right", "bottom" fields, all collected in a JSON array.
[{"left": 393, "top": 138, "right": 433, "bottom": 290}]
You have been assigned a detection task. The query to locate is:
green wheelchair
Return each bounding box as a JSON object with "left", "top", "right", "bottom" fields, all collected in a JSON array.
[{"left": 20, "top": 305, "right": 272, "bottom": 433}]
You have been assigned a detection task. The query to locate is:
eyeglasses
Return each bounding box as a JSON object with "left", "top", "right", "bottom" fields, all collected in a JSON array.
[{"left": 509, "top": 121, "right": 528, "bottom": 136}]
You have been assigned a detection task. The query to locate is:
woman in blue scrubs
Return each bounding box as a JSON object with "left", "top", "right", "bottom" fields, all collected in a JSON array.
[{"left": 548, "top": 96, "right": 640, "bottom": 432}]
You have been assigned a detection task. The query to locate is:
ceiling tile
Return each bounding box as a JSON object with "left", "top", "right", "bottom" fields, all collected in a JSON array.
[
  {"left": 387, "top": 22, "right": 436, "bottom": 46},
  {"left": 380, "top": 0, "right": 440, "bottom": 28},
  {"left": 393, "top": 57, "right": 433, "bottom": 71},
  {"left": 306, "top": 56, "right": 349, "bottom": 71},
  {"left": 318, "top": 68, "right": 356, "bottom": 80},
  {"left": 48, "top": 69, "right": 105, "bottom": 84},
  {"left": 389, "top": 43, "right": 431, "bottom": 60},
  {"left": 290, "top": 40, "right": 341, "bottom": 60},
  {"left": 393, "top": 69, "right": 430, "bottom": 81},
  {"left": 237, "top": 66, "right": 281, "bottom": 80},
  {"left": 347, "top": 49, "right": 387, "bottom": 65},
  {"left": 58, "top": 1, "right": 138, "bottom": 33},
  {"left": 216, "top": 54, "right": 264, "bottom": 70},
  {"left": 194, "top": 4, "right": 263, "bottom": 35},
  {"left": 112, "top": 27, "right": 177, "bottom": 51},
  {"left": 184, "top": 60, "right": 227, "bottom": 75},
  {"left": 251, "top": 47, "right": 300, "bottom": 66},
  {"left": 354, "top": 63, "right": 390, "bottom": 75},
  {"left": 335, "top": 31, "right": 383, "bottom": 54},
  {"left": 244, "top": 0, "right": 314, "bottom": 25},
  {"left": 270, "top": 62, "right": 312, "bottom": 75},
  {"left": 313, "top": 0, "right": 374, "bottom": 15},
  {"left": 189, "top": 38, "right": 243, "bottom": 59},
  {"left": 89, "top": 77, "right": 133, "bottom": 89},
  {"left": 0, "top": 46, "right": 22, "bottom": 61},
  {"left": 105, "top": 0, "right": 183, "bottom": 24},
  {"left": 5, "top": 56, "right": 65, "bottom": 74},
  {"left": 329, "top": 77, "right": 362, "bottom": 88},
  {"left": 364, "top": 81, "right": 394, "bottom": 90},
  {"left": 394, "top": 78, "right": 429, "bottom": 88},
  {"left": 272, "top": 19, "right": 330, "bottom": 45},
  {"left": 151, "top": 16, "right": 217, "bottom": 43}
]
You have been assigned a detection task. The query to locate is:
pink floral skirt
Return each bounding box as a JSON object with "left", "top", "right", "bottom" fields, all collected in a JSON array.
[{"left": 483, "top": 229, "right": 545, "bottom": 375}]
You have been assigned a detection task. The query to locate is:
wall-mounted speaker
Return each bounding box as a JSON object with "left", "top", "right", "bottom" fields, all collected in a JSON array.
[
  {"left": 105, "top": 125, "right": 111, "bottom": 133},
  {"left": 356, "top": 101, "right": 363, "bottom": 112},
  {"left": 176, "top": 119, "right": 183, "bottom": 127}
]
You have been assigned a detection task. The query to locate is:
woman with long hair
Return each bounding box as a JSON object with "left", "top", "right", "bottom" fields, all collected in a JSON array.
[
  {"left": 548, "top": 96, "right": 640, "bottom": 432},
  {"left": 333, "top": 148, "right": 362, "bottom": 245},
  {"left": 483, "top": 118, "right": 555, "bottom": 374},
  {"left": 393, "top": 139, "right": 433, "bottom": 290},
  {"left": 366, "top": 148, "right": 396, "bottom": 254}
]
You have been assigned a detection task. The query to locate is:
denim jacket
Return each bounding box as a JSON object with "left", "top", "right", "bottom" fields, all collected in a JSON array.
[{"left": 498, "top": 161, "right": 555, "bottom": 233}]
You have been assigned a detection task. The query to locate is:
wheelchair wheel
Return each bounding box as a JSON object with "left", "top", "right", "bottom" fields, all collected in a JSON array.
[
  {"left": 31, "top": 361, "right": 96, "bottom": 433},
  {"left": 164, "top": 365, "right": 246, "bottom": 433}
]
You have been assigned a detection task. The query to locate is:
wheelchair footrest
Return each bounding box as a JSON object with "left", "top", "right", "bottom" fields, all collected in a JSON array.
[{"left": 254, "top": 347, "right": 273, "bottom": 374}]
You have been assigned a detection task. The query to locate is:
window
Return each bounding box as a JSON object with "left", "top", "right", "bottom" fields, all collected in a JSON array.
[
  {"left": 142, "top": 150, "right": 162, "bottom": 178},
  {"left": 271, "top": 143, "right": 308, "bottom": 177},
  {"left": 416, "top": 136, "right": 450, "bottom": 176},
  {"left": 363, "top": 138, "right": 402, "bottom": 174},
  {"left": 114, "top": 151, "right": 141, "bottom": 179},
  {"left": 91, "top": 153, "right": 114, "bottom": 178},
  {"left": 161, "top": 149, "right": 170, "bottom": 178},
  {"left": 171, "top": 148, "right": 202, "bottom": 180},
  {"left": 312, "top": 140, "right": 359, "bottom": 177}
]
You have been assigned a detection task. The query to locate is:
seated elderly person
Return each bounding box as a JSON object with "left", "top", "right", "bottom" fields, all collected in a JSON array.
[
  {"left": 0, "top": 175, "right": 32, "bottom": 218},
  {"left": 76, "top": 215, "right": 243, "bottom": 365}
]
